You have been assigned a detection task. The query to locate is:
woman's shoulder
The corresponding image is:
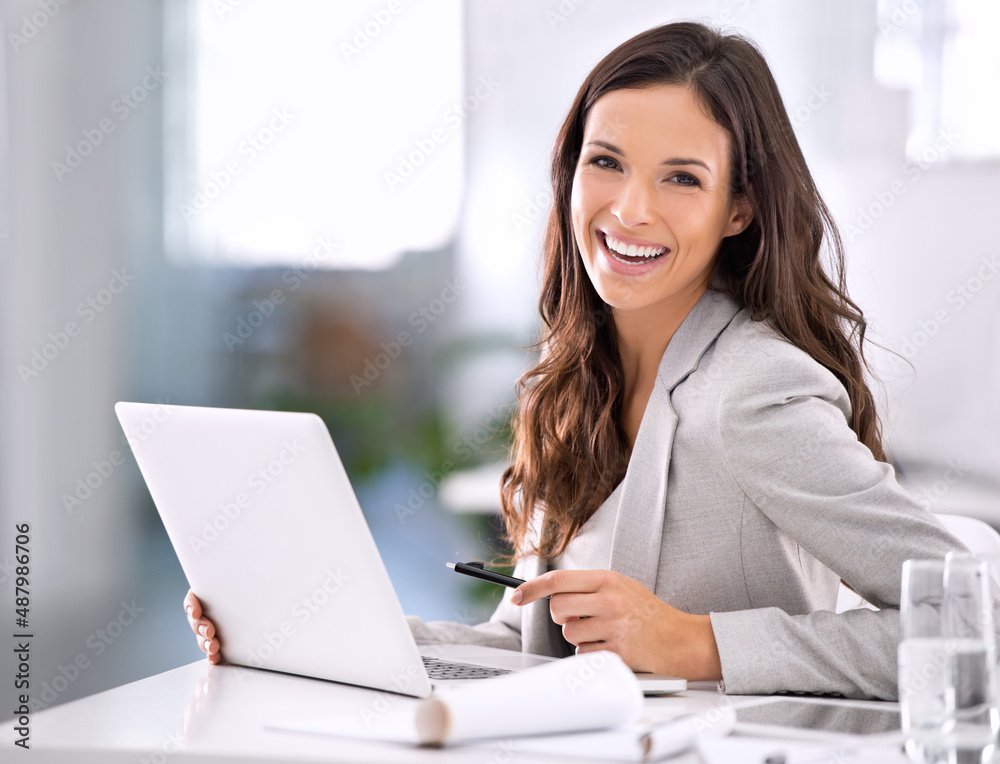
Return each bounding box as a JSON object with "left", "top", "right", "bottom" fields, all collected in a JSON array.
[{"left": 700, "top": 309, "right": 850, "bottom": 410}]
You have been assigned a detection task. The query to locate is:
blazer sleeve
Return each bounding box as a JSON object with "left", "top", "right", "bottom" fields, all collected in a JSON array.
[
  {"left": 406, "top": 561, "right": 524, "bottom": 652},
  {"left": 708, "top": 337, "right": 967, "bottom": 699}
]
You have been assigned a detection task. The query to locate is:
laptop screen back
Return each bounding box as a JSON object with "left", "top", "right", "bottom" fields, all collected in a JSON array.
[{"left": 115, "top": 402, "right": 432, "bottom": 698}]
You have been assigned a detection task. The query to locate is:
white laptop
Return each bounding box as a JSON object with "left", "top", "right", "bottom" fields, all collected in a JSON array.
[{"left": 115, "top": 402, "right": 686, "bottom": 697}]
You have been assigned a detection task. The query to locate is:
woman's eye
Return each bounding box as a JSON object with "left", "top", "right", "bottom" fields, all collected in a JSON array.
[
  {"left": 669, "top": 173, "right": 700, "bottom": 187},
  {"left": 589, "top": 156, "right": 619, "bottom": 171}
]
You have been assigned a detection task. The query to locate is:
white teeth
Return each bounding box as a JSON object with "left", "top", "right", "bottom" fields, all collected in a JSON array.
[{"left": 603, "top": 233, "right": 667, "bottom": 259}]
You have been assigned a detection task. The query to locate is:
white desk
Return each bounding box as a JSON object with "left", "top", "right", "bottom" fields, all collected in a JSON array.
[{"left": 0, "top": 659, "right": 904, "bottom": 763}]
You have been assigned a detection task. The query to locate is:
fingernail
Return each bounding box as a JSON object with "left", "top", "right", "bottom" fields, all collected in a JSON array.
[
  {"left": 511, "top": 590, "right": 523, "bottom": 605},
  {"left": 204, "top": 639, "right": 211, "bottom": 651},
  {"left": 186, "top": 605, "right": 193, "bottom": 616},
  {"left": 197, "top": 624, "right": 207, "bottom": 637}
]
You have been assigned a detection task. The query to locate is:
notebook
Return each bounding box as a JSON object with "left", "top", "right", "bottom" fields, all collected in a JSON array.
[{"left": 115, "top": 402, "right": 686, "bottom": 697}]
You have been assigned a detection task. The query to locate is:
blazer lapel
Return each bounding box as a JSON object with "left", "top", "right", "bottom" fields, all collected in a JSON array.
[
  {"left": 608, "top": 289, "right": 742, "bottom": 592},
  {"left": 519, "top": 555, "right": 565, "bottom": 656},
  {"left": 518, "top": 514, "right": 574, "bottom": 656}
]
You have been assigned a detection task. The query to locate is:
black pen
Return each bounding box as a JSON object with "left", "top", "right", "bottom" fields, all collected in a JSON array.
[{"left": 446, "top": 561, "right": 550, "bottom": 599}]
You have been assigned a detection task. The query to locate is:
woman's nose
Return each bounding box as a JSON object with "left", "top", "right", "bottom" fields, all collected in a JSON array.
[{"left": 610, "top": 176, "right": 656, "bottom": 229}]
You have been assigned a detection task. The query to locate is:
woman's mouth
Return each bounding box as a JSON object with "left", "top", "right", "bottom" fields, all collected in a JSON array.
[{"left": 599, "top": 231, "right": 670, "bottom": 268}]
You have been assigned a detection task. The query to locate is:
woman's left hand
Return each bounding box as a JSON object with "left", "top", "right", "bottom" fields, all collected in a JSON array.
[{"left": 512, "top": 569, "right": 722, "bottom": 681}]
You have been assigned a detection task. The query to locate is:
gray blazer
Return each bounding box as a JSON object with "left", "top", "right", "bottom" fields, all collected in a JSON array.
[{"left": 409, "top": 288, "right": 967, "bottom": 699}]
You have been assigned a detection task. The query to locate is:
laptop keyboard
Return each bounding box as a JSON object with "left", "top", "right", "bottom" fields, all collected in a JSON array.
[{"left": 422, "top": 655, "right": 512, "bottom": 680}]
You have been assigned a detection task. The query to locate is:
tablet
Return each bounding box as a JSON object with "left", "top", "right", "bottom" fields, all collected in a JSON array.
[{"left": 732, "top": 698, "right": 902, "bottom": 742}]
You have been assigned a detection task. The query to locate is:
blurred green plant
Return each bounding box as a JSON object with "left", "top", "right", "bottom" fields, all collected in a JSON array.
[{"left": 258, "top": 389, "right": 515, "bottom": 481}]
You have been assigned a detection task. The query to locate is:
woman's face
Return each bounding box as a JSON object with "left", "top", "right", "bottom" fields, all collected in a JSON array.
[{"left": 571, "top": 84, "right": 751, "bottom": 317}]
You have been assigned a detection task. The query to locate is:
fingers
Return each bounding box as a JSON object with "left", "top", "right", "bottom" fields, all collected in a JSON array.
[
  {"left": 192, "top": 619, "right": 216, "bottom": 640},
  {"left": 186, "top": 596, "right": 214, "bottom": 640},
  {"left": 192, "top": 624, "right": 217, "bottom": 656},
  {"left": 200, "top": 635, "right": 222, "bottom": 665},
  {"left": 184, "top": 590, "right": 202, "bottom": 621},
  {"left": 184, "top": 590, "right": 221, "bottom": 663},
  {"left": 562, "top": 614, "right": 608, "bottom": 647},
  {"left": 548, "top": 592, "right": 601, "bottom": 625},
  {"left": 513, "top": 569, "right": 610, "bottom": 606},
  {"left": 575, "top": 641, "right": 612, "bottom": 656}
]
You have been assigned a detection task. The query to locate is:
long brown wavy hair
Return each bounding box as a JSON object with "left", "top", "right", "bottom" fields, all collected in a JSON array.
[{"left": 498, "top": 22, "right": 886, "bottom": 563}]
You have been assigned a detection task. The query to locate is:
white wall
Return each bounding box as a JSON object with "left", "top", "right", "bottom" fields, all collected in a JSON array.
[{"left": 0, "top": 0, "right": 192, "bottom": 710}]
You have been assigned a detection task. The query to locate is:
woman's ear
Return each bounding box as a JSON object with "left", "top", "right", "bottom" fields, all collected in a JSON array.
[{"left": 724, "top": 194, "right": 753, "bottom": 237}]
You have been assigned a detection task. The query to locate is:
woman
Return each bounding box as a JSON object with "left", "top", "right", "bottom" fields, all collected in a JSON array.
[{"left": 186, "top": 21, "right": 964, "bottom": 699}]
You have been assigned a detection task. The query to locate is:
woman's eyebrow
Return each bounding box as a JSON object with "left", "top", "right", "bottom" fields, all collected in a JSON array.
[{"left": 584, "top": 139, "right": 712, "bottom": 173}]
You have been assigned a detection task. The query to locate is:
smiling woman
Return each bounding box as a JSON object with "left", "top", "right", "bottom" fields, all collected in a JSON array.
[
  {"left": 574, "top": 86, "right": 750, "bottom": 287},
  {"left": 185, "top": 20, "right": 968, "bottom": 699},
  {"left": 485, "top": 21, "right": 966, "bottom": 698},
  {"left": 570, "top": 84, "right": 753, "bottom": 449}
]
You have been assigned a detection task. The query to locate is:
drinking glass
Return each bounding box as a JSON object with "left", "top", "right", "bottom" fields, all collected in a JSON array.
[
  {"left": 900, "top": 559, "right": 953, "bottom": 746},
  {"left": 899, "top": 557, "right": 999, "bottom": 763},
  {"left": 946, "top": 552, "right": 1000, "bottom": 749},
  {"left": 942, "top": 557, "right": 998, "bottom": 749}
]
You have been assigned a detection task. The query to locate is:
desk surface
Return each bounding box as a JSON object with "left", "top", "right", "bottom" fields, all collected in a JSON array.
[{"left": 1, "top": 659, "right": 904, "bottom": 763}]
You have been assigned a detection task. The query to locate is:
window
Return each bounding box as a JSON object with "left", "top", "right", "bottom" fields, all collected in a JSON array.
[
  {"left": 164, "top": 0, "right": 463, "bottom": 268},
  {"left": 874, "top": 0, "right": 999, "bottom": 162}
]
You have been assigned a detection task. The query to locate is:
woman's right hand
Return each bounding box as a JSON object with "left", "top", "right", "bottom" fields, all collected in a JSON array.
[{"left": 184, "top": 590, "right": 222, "bottom": 665}]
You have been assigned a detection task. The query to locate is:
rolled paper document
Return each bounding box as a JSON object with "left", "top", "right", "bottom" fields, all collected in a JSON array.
[{"left": 413, "top": 650, "right": 644, "bottom": 746}]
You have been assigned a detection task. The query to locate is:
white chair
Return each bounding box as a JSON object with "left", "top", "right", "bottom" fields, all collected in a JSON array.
[
  {"left": 935, "top": 513, "right": 1000, "bottom": 556},
  {"left": 835, "top": 513, "right": 1000, "bottom": 613}
]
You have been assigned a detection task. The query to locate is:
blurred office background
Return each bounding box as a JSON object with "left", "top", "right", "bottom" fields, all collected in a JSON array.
[{"left": 0, "top": 0, "right": 997, "bottom": 715}]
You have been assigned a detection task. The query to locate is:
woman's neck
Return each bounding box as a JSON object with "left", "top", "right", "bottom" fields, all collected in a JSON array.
[{"left": 614, "top": 282, "right": 708, "bottom": 401}]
